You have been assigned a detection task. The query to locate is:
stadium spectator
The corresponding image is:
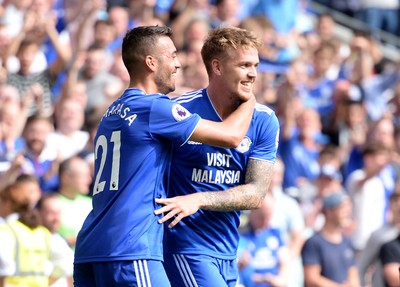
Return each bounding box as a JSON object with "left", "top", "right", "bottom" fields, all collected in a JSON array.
[
  {"left": 210, "top": 0, "right": 241, "bottom": 28},
  {"left": 108, "top": 51, "right": 130, "bottom": 91},
  {"left": 46, "top": 97, "right": 89, "bottom": 161},
  {"left": 344, "top": 32, "right": 400, "bottom": 122},
  {"left": 279, "top": 106, "right": 326, "bottom": 190},
  {"left": 169, "top": 0, "right": 213, "bottom": 51},
  {"left": 172, "top": 17, "right": 210, "bottom": 95},
  {"left": 329, "top": 90, "right": 367, "bottom": 159},
  {"left": 90, "top": 19, "right": 117, "bottom": 68},
  {"left": 56, "top": 156, "right": 92, "bottom": 249},
  {"left": 126, "top": 0, "right": 164, "bottom": 27},
  {"left": 0, "top": 173, "right": 40, "bottom": 223},
  {"left": 303, "top": 43, "right": 339, "bottom": 130},
  {"left": 62, "top": 0, "right": 105, "bottom": 52},
  {"left": 302, "top": 162, "right": 345, "bottom": 236},
  {"left": 238, "top": 193, "right": 290, "bottom": 287},
  {"left": 77, "top": 44, "right": 124, "bottom": 115},
  {"left": 269, "top": 157, "right": 306, "bottom": 287},
  {"left": 37, "top": 192, "right": 74, "bottom": 287},
  {"left": 344, "top": 117, "right": 397, "bottom": 215},
  {"left": 379, "top": 235, "right": 400, "bottom": 287},
  {"left": 107, "top": 5, "right": 130, "bottom": 53},
  {"left": 22, "top": 114, "right": 59, "bottom": 192},
  {"left": 0, "top": 0, "right": 31, "bottom": 37},
  {"left": 301, "top": 190, "right": 360, "bottom": 287},
  {"left": 0, "top": 99, "right": 27, "bottom": 176},
  {"left": 0, "top": 174, "right": 70, "bottom": 287},
  {"left": 357, "top": 187, "right": 400, "bottom": 287},
  {"left": 250, "top": 0, "right": 301, "bottom": 68},
  {"left": 346, "top": 143, "right": 391, "bottom": 253},
  {"left": 5, "top": 8, "right": 70, "bottom": 115}
]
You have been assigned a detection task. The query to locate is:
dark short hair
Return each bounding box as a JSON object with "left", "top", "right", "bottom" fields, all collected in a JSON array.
[
  {"left": 24, "top": 114, "right": 54, "bottom": 128},
  {"left": 37, "top": 192, "right": 60, "bottom": 210},
  {"left": 361, "top": 143, "right": 388, "bottom": 156},
  {"left": 18, "top": 38, "right": 40, "bottom": 52},
  {"left": 122, "top": 25, "right": 172, "bottom": 75}
]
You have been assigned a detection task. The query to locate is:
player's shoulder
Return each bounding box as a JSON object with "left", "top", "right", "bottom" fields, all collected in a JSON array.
[
  {"left": 172, "top": 89, "right": 204, "bottom": 105},
  {"left": 119, "top": 91, "right": 171, "bottom": 112},
  {"left": 254, "top": 103, "right": 275, "bottom": 116},
  {"left": 253, "top": 103, "right": 279, "bottom": 125}
]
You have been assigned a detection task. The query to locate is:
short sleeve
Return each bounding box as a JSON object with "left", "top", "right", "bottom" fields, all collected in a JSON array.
[
  {"left": 380, "top": 239, "right": 400, "bottom": 265},
  {"left": 301, "top": 236, "right": 321, "bottom": 266},
  {"left": 149, "top": 97, "right": 201, "bottom": 145},
  {"left": 251, "top": 107, "right": 280, "bottom": 162}
]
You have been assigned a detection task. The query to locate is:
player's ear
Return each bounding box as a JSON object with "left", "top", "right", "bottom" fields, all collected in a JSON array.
[
  {"left": 145, "top": 55, "right": 157, "bottom": 71},
  {"left": 211, "top": 59, "right": 222, "bottom": 76}
]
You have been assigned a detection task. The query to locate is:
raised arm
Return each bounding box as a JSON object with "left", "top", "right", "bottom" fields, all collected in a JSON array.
[
  {"left": 2, "top": 11, "right": 36, "bottom": 70},
  {"left": 155, "top": 158, "right": 274, "bottom": 228},
  {"left": 43, "top": 15, "right": 72, "bottom": 76},
  {"left": 189, "top": 96, "right": 256, "bottom": 148}
]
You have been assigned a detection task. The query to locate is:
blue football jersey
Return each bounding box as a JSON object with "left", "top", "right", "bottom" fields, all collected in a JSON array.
[
  {"left": 164, "top": 89, "right": 280, "bottom": 259},
  {"left": 74, "top": 88, "right": 200, "bottom": 263},
  {"left": 239, "top": 228, "right": 284, "bottom": 287}
]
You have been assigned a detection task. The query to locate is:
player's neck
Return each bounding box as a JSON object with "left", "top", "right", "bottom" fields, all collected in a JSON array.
[
  {"left": 206, "top": 86, "right": 240, "bottom": 120},
  {"left": 129, "top": 77, "right": 159, "bottom": 95},
  {"left": 59, "top": 187, "right": 79, "bottom": 200},
  {"left": 320, "top": 223, "right": 343, "bottom": 243}
]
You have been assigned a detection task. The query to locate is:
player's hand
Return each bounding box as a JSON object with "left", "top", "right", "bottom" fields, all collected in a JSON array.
[
  {"left": 237, "top": 90, "right": 256, "bottom": 103},
  {"left": 154, "top": 194, "right": 201, "bottom": 228}
]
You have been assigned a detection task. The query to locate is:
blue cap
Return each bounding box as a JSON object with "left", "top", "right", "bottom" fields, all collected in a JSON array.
[{"left": 322, "top": 191, "right": 347, "bottom": 209}]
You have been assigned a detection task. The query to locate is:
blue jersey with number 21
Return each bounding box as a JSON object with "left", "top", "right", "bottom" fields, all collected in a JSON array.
[{"left": 74, "top": 88, "right": 200, "bottom": 263}]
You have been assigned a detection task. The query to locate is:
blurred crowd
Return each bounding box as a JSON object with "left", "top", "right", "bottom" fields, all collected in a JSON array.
[{"left": 0, "top": 0, "right": 400, "bottom": 286}]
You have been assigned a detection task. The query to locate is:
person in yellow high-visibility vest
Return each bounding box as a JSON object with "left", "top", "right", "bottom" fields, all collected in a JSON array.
[
  {"left": 0, "top": 219, "right": 52, "bottom": 287},
  {"left": 0, "top": 174, "right": 71, "bottom": 287}
]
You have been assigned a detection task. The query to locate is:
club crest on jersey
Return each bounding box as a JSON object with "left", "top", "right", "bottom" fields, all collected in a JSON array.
[
  {"left": 172, "top": 104, "right": 191, "bottom": 121},
  {"left": 236, "top": 136, "right": 252, "bottom": 153}
]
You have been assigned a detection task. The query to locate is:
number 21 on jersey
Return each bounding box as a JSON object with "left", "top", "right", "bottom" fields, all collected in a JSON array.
[{"left": 93, "top": 130, "right": 121, "bottom": 195}]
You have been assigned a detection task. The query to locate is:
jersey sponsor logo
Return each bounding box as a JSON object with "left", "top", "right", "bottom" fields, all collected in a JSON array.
[
  {"left": 236, "top": 136, "right": 252, "bottom": 153},
  {"left": 172, "top": 104, "right": 192, "bottom": 121},
  {"left": 207, "top": 152, "right": 232, "bottom": 167},
  {"left": 191, "top": 168, "right": 241, "bottom": 184}
]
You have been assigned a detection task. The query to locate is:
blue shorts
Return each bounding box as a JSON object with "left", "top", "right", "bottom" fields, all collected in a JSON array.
[
  {"left": 73, "top": 260, "right": 171, "bottom": 287},
  {"left": 164, "top": 254, "right": 238, "bottom": 287}
]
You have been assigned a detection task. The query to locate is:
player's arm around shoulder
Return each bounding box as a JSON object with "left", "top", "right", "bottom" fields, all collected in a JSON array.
[
  {"left": 190, "top": 96, "right": 256, "bottom": 148},
  {"left": 187, "top": 158, "right": 274, "bottom": 211},
  {"left": 155, "top": 158, "right": 274, "bottom": 228}
]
